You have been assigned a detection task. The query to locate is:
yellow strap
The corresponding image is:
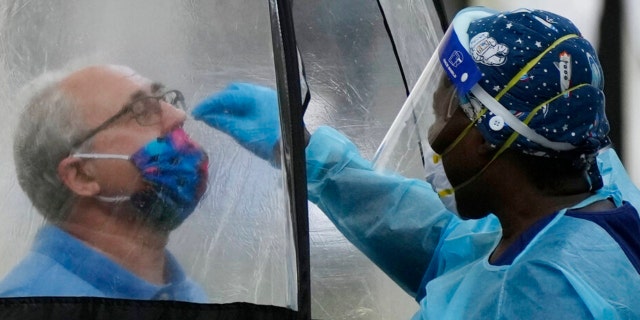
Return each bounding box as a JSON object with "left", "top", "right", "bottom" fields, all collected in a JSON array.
[
  {"left": 521, "top": 83, "right": 589, "bottom": 125},
  {"left": 495, "top": 34, "right": 579, "bottom": 101},
  {"left": 439, "top": 108, "right": 488, "bottom": 157},
  {"left": 438, "top": 189, "right": 454, "bottom": 197}
]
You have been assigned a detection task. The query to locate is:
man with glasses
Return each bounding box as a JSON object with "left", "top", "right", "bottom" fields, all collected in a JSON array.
[{"left": 0, "top": 65, "right": 209, "bottom": 302}]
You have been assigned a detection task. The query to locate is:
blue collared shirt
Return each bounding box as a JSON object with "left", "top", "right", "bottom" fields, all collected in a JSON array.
[{"left": 0, "top": 224, "right": 208, "bottom": 302}]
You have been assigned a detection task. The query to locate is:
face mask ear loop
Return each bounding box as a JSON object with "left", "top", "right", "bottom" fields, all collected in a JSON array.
[
  {"left": 445, "top": 103, "right": 514, "bottom": 192},
  {"left": 71, "top": 154, "right": 135, "bottom": 203},
  {"left": 72, "top": 153, "right": 131, "bottom": 160},
  {"left": 437, "top": 107, "right": 487, "bottom": 162},
  {"left": 432, "top": 108, "right": 488, "bottom": 197},
  {"left": 451, "top": 131, "right": 514, "bottom": 192},
  {"left": 97, "top": 195, "right": 132, "bottom": 203}
]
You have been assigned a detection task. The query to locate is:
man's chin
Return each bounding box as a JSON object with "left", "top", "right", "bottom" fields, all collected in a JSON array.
[{"left": 131, "top": 193, "right": 195, "bottom": 232}]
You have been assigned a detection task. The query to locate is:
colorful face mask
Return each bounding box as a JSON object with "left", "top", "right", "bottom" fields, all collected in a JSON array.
[{"left": 73, "top": 127, "right": 209, "bottom": 230}]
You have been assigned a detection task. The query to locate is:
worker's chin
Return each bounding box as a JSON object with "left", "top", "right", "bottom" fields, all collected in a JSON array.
[{"left": 455, "top": 205, "right": 491, "bottom": 220}]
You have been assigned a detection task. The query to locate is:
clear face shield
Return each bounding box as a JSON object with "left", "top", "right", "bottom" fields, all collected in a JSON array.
[
  {"left": 373, "top": 16, "right": 488, "bottom": 214},
  {"left": 428, "top": 25, "right": 485, "bottom": 146},
  {"left": 374, "top": 18, "right": 485, "bottom": 165}
]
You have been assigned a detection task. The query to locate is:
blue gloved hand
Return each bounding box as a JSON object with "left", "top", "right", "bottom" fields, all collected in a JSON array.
[{"left": 192, "top": 83, "right": 280, "bottom": 162}]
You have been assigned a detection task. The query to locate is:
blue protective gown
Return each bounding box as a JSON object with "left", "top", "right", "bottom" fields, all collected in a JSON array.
[
  {"left": 0, "top": 224, "right": 208, "bottom": 302},
  {"left": 306, "top": 126, "right": 640, "bottom": 319}
]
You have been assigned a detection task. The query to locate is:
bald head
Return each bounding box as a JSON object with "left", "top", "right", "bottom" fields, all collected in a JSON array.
[{"left": 60, "top": 65, "right": 153, "bottom": 128}]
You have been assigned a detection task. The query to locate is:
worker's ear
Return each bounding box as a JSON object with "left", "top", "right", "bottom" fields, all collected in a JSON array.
[{"left": 57, "top": 157, "right": 100, "bottom": 196}]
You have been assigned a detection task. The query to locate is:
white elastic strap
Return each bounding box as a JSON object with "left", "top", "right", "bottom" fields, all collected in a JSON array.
[
  {"left": 72, "top": 153, "right": 133, "bottom": 203},
  {"left": 73, "top": 153, "right": 131, "bottom": 160},
  {"left": 470, "top": 85, "right": 576, "bottom": 151},
  {"left": 97, "top": 195, "right": 131, "bottom": 202}
]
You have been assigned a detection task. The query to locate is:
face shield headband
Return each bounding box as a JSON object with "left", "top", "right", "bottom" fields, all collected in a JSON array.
[{"left": 436, "top": 9, "right": 578, "bottom": 153}]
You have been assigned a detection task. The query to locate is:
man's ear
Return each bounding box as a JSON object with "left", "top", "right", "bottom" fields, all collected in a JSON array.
[{"left": 57, "top": 157, "right": 100, "bottom": 196}]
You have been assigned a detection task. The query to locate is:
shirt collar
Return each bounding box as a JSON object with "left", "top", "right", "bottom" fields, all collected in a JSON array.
[{"left": 32, "top": 224, "right": 190, "bottom": 300}]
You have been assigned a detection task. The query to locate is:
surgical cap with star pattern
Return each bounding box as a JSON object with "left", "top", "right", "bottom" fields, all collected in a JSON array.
[{"left": 461, "top": 7, "right": 610, "bottom": 160}]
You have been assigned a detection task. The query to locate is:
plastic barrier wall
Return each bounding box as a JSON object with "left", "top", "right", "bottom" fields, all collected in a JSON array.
[{"left": 0, "top": 1, "right": 446, "bottom": 319}]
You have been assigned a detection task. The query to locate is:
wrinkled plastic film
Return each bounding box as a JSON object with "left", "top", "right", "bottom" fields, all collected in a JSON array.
[
  {"left": 373, "top": 55, "right": 445, "bottom": 178},
  {"left": 371, "top": 0, "right": 444, "bottom": 179},
  {"left": 377, "top": 0, "right": 444, "bottom": 89},
  {"left": 293, "top": 0, "right": 445, "bottom": 318},
  {"left": 0, "top": 0, "right": 296, "bottom": 307},
  {"left": 0, "top": 0, "right": 450, "bottom": 318}
]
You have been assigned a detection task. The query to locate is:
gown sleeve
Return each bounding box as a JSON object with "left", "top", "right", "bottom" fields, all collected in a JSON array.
[{"left": 305, "top": 126, "right": 454, "bottom": 297}]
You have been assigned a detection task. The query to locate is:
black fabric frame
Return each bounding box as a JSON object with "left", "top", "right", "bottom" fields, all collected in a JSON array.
[{"left": 0, "top": 298, "right": 296, "bottom": 320}]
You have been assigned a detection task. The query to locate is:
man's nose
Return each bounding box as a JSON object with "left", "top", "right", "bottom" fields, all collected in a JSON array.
[{"left": 161, "top": 101, "right": 187, "bottom": 130}]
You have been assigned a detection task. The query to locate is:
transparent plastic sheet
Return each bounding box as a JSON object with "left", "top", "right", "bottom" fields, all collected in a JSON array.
[
  {"left": 377, "top": 0, "right": 444, "bottom": 90},
  {"left": 373, "top": 56, "right": 445, "bottom": 179},
  {"left": 0, "top": 0, "right": 296, "bottom": 310},
  {"left": 373, "top": 0, "right": 444, "bottom": 179},
  {"left": 0, "top": 0, "right": 449, "bottom": 318},
  {"left": 293, "top": 0, "right": 444, "bottom": 319}
]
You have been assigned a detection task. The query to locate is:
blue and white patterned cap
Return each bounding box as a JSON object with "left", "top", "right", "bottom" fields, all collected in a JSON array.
[{"left": 455, "top": 7, "right": 610, "bottom": 158}]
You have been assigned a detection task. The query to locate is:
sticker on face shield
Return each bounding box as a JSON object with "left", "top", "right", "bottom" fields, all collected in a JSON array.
[{"left": 438, "top": 28, "right": 482, "bottom": 94}]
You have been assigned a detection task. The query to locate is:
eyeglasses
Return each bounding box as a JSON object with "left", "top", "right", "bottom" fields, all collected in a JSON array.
[{"left": 72, "top": 90, "right": 185, "bottom": 150}]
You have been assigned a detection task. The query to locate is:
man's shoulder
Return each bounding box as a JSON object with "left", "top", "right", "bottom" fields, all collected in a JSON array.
[{"left": 0, "top": 251, "right": 102, "bottom": 297}]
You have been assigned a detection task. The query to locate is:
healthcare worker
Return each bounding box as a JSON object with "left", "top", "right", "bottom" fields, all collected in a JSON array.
[{"left": 192, "top": 7, "right": 640, "bottom": 319}]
